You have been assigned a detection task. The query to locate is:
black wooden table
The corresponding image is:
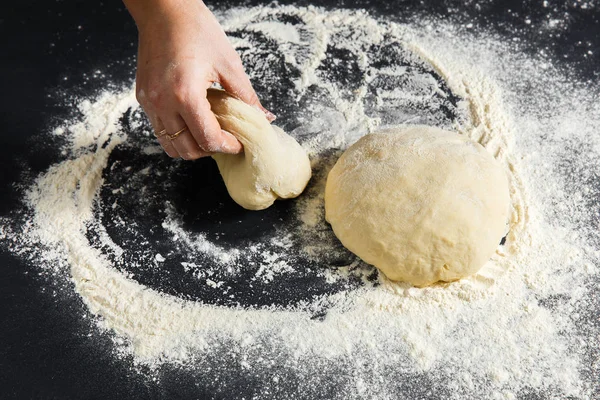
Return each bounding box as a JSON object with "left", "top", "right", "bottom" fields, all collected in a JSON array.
[{"left": 1, "top": 1, "right": 598, "bottom": 398}]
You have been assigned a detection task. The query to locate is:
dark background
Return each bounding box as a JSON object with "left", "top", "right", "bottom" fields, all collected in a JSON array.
[{"left": 1, "top": 0, "right": 598, "bottom": 399}]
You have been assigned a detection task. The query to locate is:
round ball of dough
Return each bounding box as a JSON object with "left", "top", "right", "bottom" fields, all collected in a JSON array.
[{"left": 324, "top": 126, "right": 510, "bottom": 287}]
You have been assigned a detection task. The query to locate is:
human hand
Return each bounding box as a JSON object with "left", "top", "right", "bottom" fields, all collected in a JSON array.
[{"left": 126, "top": 0, "right": 275, "bottom": 159}]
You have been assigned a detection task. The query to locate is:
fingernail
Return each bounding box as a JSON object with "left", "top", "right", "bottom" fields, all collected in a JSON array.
[
  {"left": 252, "top": 104, "right": 276, "bottom": 122},
  {"left": 264, "top": 109, "right": 277, "bottom": 122}
]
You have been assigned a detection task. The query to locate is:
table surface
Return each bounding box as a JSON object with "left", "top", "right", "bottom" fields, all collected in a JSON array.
[{"left": 1, "top": 1, "right": 598, "bottom": 399}]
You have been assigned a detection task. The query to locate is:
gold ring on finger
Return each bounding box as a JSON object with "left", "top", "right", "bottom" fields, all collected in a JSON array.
[
  {"left": 155, "top": 128, "right": 167, "bottom": 138},
  {"left": 168, "top": 126, "right": 188, "bottom": 140}
]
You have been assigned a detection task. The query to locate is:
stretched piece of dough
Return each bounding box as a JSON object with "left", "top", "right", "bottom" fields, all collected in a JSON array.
[{"left": 208, "top": 89, "right": 312, "bottom": 210}]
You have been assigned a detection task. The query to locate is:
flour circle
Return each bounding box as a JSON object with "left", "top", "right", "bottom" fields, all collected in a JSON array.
[{"left": 325, "top": 126, "right": 511, "bottom": 287}]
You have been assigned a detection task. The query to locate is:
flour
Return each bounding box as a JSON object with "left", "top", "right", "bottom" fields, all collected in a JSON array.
[
  {"left": 162, "top": 205, "right": 241, "bottom": 266},
  {"left": 1, "top": 5, "right": 599, "bottom": 400}
]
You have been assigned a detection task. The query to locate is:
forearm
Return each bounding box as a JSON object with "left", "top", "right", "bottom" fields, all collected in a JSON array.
[{"left": 123, "top": 0, "right": 208, "bottom": 31}]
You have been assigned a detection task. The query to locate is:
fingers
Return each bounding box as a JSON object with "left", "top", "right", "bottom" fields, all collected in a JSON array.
[
  {"left": 160, "top": 113, "right": 211, "bottom": 160},
  {"left": 143, "top": 107, "right": 211, "bottom": 160},
  {"left": 144, "top": 110, "right": 180, "bottom": 158},
  {"left": 138, "top": 88, "right": 213, "bottom": 160},
  {"left": 156, "top": 133, "right": 181, "bottom": 159},
  {"left": 179, "top": 93, "right": 243, "bottom": 154},
  {"left": 219, "top": 62, "right": 276, "bottom": 122}
]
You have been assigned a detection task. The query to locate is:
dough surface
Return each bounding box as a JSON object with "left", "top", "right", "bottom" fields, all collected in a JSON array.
[
  {"left": 208, "top": 89, "right": 312, "bottom": 210},
  {"left": 324, "top": 126, "right": 510, "bottom": 287}
]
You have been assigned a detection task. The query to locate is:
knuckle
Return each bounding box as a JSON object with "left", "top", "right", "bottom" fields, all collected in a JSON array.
[
  {"left": 145, "top": 83, "right": 163, "bottom": 108},
  {"left": 172, "top": 86, "right": 190, "bottom": 105},
  {"left": 147, "top": 95, "right": 162, "bottom": 109},
  {"left": 135, "top": 89, "right": 146, "bottom": 105},
  {"left": 171, "top": 74, "right": 200, "bottom": 104}
]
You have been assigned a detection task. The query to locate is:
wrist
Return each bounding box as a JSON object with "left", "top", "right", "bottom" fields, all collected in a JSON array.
[{"left": 124, "top": 0, "right": 208, "bottom": 33}]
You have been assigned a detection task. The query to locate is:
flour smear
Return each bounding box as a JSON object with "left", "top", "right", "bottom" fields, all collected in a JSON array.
[{"left": 2, "top": 5, "right": 599, "bottom": 400}]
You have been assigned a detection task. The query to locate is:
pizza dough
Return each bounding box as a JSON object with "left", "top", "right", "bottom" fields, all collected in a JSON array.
[
  {"left": 207, "top": 89, "right": 312, "bottom": 210},
  {"left": 324, "top": 126, "right": 510, "bottom": 287}
]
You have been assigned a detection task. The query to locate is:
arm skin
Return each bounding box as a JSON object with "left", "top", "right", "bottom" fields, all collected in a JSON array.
[{"left": 123, "top": 0, "right": 275, "bottom": 159}]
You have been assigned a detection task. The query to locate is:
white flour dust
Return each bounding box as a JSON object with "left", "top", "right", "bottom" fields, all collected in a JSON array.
[{"left": 1, "top": 5, "right": 599, "bottom": 399}]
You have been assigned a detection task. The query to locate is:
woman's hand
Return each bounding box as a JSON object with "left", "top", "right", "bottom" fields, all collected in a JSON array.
[{"left": 124, "top": 0, "right": 274, "bottom": 159}]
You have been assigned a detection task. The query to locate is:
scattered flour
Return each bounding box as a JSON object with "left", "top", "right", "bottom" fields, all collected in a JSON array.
[{"left": 1, "top": 5, "right": 599, "bottom": 399}]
